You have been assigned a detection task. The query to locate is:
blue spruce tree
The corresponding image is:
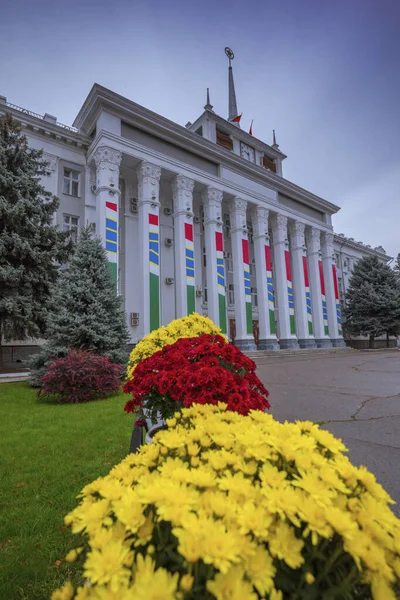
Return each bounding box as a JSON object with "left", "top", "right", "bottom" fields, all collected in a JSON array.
[{"left": 30, "top": 226, "right": 130, "bottom": 383}]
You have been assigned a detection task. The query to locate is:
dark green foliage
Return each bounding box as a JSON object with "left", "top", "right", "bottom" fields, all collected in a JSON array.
[
  {"left": 0, "top": 115, "right": 71, "bottom": 363},
  {"left": 29, "top": 226, "right": 130, "bottom": 383},
  {"left": 345, "top": 256, "right": 400, "bottom": 347}
]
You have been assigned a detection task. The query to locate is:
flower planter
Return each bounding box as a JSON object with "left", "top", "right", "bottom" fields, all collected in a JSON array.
[{"left": 145, "top": 423, "right": 166, "bottom": 444}]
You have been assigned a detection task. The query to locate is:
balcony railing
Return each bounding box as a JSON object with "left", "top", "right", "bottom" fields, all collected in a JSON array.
[{"left": 4, "top": 102, "right": 79, "bottom": 134}]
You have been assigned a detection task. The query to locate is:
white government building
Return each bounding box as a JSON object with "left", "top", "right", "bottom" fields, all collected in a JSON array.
[{"left": 0, "top": 51, "right": 391, "bottom": 359}]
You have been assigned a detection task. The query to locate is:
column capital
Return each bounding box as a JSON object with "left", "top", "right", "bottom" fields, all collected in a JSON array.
[
  {"left": 306, "top": 227, "right": 321, "bottom": 256},
  {"left": 93, "top": 146, "right": 122, "bottom": 171},
  {"left": 136, "top": 160, "right": 161, "bottom": 207},
  {"left": 172, "top": 174, "right": 195, "bottom": 214},
  {"left": 202, "top": 187, "right": 223, "bottom": 225},
  {"left": 136, "top": 160, "right": 161, "bottom": 184},
  {"left": 271, "top": 213, "right": 288, "bottom": 246},
  {"left": 290, "top": 220, "right": 306, "bottom": 251},
  {"left": 230, "top": 197, "right": 248, "bottom": 233},
  {"left": 251, "top": 205, "right": 269, "bottom": 239},
  {"left": 202, "top": 186, "right": 223, "bottom": 206},
  {"left": 321, "top": 231, "right": 334, "bottom": 259},
  {"left": 172, "top": 173, "right": 195, "bottom": 196}
]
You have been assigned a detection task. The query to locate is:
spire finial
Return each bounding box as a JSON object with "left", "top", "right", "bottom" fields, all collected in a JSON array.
[
  {"left": 204, "top": 87, "right": 213, "bottom": 111},
  {"left": 272, "top": 129, "right": 279, "bottom": 148},
  {"left": 225, "top": 47, "right": 240, "bottom": 127}
]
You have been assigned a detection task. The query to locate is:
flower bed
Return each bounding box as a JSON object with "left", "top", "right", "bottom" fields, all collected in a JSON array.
[
  {"left": 126, "top": 313, "right": 223, "bottom": 380},
  {"left": 124, "top": 334, "right": 270, "bottom": 424},
  {"left": 53, "top": 404, "right": 400, "bottom": 600}
]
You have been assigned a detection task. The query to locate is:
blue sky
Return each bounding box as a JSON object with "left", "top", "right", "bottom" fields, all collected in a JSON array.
[{"left": 1, "top": 0, "right": 399, "bottom": 258}]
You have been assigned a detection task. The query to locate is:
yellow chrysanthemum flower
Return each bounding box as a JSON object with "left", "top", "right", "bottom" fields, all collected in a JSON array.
[{"left": 53, "top": 404, "right": 400, "bottom": 600}]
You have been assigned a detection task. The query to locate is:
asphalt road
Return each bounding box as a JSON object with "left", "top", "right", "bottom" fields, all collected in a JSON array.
[{"left": 255, "top": 349, "right": 400, "bottom": 515}]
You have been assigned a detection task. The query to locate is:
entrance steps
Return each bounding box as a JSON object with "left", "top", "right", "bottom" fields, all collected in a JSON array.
[{"left": 244, "top": 347, "right": 355, "bottom": 359}]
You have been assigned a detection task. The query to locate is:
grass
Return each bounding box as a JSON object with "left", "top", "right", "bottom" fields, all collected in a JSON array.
[{"left": 0, "top": 382, "right": 133, "bottom": 600}]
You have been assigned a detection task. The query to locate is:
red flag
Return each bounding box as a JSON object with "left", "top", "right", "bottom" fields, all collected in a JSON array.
[
  {"left": 249, "top": 120, "right": 253, "bottom": 135},
  {"left": 230, "top": 113, "right": 242, "bottom": 123}
]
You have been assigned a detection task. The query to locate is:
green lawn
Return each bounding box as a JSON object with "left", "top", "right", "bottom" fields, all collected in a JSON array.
[{"left": 0, "top": 382, "right": 133, "bottom": 599}]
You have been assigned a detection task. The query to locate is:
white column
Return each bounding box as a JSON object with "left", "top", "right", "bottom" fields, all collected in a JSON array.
[
  {"left": 172, "top": 174, "right": 195, "bottom": 318},
  {"left": 322, "top": 232, "right": 346, "bottom": 347},
  {"left": 290, "top": 221, "right": 316, "bottom": 348},
  {"left": 202, "top": 187, "right": 227, "bottom": 333},
  {"left": 306, "top": 227, "right": 332, "bottom": 348},
  {"left": 136, "top": 160, "right": 162, "bottom": 339},
  {"left": 251, "top": 206, "right": 279, "bottom": 349},
  {"left": 93, "top": 146, "right": 122, "bottom": 285},
  {"left": 271, "top": 214, "right": 299, "bottom": 349},
  {"left": 230, "top": 198, "right": 256, "bottom": 350}
]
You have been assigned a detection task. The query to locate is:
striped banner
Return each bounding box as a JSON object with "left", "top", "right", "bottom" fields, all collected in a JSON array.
[
  {"left": 216, "top": 231, "right": 227, "bottom": 333},
  {"left": 285, "top": 250, "right": 296, "bottom": 335},
  {"left": 302, "top": 255, "right": 313, "bottom": 335},
  {"left": 319, "top": 260, "right": 329, "bottom": 335},
  {"left": 242, "top": 239, "right": 253, "bottom": 335},
  {"left": 105, "top": 201, "right": 118, "bottom": 283},
  {"left": 265, "top": 244, "right": 276, "bottom": 335},
  {"left": 332, "top": 264, "right": 342, "bottom": 335},
  {"left": 148, "top": 213, "right": 160, "bottom": 331},
  {"left": 185, "top": 223, "right": 195, "bottom": 315}
]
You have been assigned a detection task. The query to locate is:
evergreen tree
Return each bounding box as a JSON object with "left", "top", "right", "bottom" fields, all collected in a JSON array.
[
  {"left": 30, "top": 226, "right": 130, "bottom": 383},
  {"left": 0, "top": 115, "right": 71, "bottom": 368},
  {"left": 345, "top": 256, "right": 400, "bottom": 348},
  {"left": 393, "top": 253, "right": 400, "bottom": 281}
]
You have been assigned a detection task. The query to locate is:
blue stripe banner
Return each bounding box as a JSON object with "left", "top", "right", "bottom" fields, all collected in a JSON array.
[
  {"left": 106, "top": 241, "right": 117, "bottom": 253},
  {"left": 149, "top": 232, "right": 159, "bottom": 241},
  {"left": 149, "top": 250, "right": 159, "bottom": 265},
  {"left": 106, "top": 218, "right": 117, "bottom": 231},
  {"left": 106, "top": 229, "right": 117, "bottom": 243}
]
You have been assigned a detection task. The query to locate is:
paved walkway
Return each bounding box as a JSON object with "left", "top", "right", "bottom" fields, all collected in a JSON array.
[{"left": 255, "top": 350, "right": 400, "bottom": 515}]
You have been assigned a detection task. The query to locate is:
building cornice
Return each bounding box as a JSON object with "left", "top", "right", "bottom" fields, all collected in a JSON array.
[
  {"left": 334, "top": 234, "right": 392, "bottom": 261},
  {"left": 88, "top": 129, "right": 335, "bottom": 235},
  {"left": 0, "top": 99, "right": 91, "bottom": 150},
  {"left": 73, "top": 84, "right": 341, "bottom": 216}
]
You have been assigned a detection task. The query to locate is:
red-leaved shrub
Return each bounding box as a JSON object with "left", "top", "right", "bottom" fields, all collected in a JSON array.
[{"left": 37, "top": 349, "right": 123, "bottom": 403}]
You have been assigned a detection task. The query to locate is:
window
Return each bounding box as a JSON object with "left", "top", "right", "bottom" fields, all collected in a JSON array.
[
  {"left": 250, "top": 258, "right": 256, "bottom": 276},
  {"left": 63, "top": 214, "right": 79, "bottom": 243},
  {"left": 228, "top": 284, "right": 235, "bottom": 305},
  {"left": 226, "top": 252, "right": 233, "bottom": 273},
  {"left": 63, "top": 168, "right": 80, "bottom": 197},
  {"left": 251, "top": 287, "right": 258, "bottom": 307},
  {"left": 216, "top": 128, "right": 233, "bottom": 151},
  {"left": 247, "top": 223, "right": 254, "bottom": 244},
  {"left": 262, "top": 155, "right": 277, "bottom": 173},
  {"left": 202, "top": 247, "right": 206, "bottom": 268},
  {"left": 204, "top": 288, "right": 208, "bottom": 303},
  {"left": 224, "top": 214, "right": 230, "bottom": 239},
  {"left": 195, "top": 126, "right": 203, "bottom": 136}
]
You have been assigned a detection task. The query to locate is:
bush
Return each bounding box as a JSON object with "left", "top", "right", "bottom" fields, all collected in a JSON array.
[
  {"left": 37, "top": 349, "right": 123, "bottom": 403},
  {"left": 126, "top": 313, "right": 223, "bottom": 380},
  {"left": 52, "top": 404, "right": 400, "bottom": 600},
  {"left": 124, "top": 334, "right": 270, "bottom": 423}
]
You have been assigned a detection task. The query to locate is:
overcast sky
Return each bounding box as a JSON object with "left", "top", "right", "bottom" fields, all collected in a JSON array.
[{"left": 1, "top": 0, "right": 399, "bottom": 258}]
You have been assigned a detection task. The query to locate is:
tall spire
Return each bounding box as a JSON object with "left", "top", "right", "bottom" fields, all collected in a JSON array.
[
  {"left": 272, "top": 129, "right": 279, "bottom": 148},
  {"left": 225, "top": 47, "right": 240, "bottom": 128},
  {"left": 204, "top": 87, "right": 213, "bottom": 111}
]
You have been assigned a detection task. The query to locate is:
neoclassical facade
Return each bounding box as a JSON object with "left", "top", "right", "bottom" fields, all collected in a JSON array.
[{"left": 0, "top": 81, "right": 390, "bottom": 357}]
